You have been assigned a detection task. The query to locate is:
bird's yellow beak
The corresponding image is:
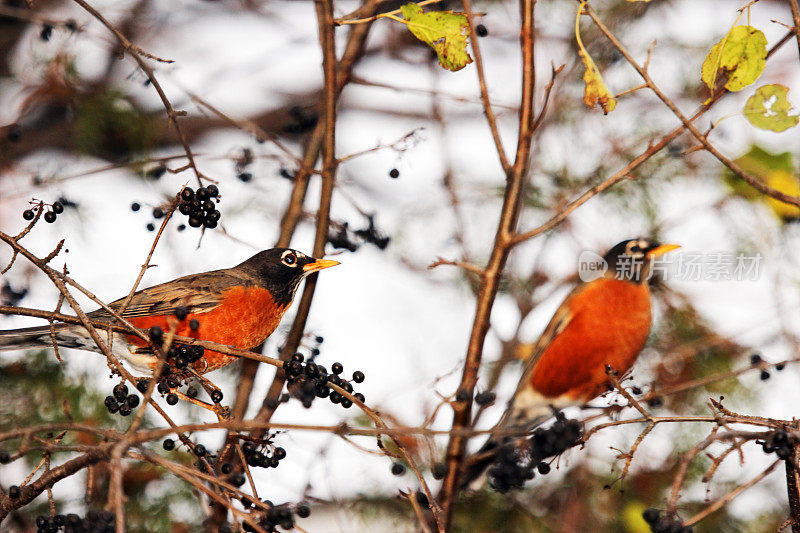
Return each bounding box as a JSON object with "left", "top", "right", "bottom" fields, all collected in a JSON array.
[
  {"left": 302, "top": 258, "right": 340, "bottom": 273},
  {"left": 646, "top": 244, "right": 681, "bottom": 258}
]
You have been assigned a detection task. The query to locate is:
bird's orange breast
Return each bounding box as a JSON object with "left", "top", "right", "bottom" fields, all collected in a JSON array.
[
  {"left": 529, "top": 278, "right": 652, "bottom": 402},
  {"left": 126, "top": 286, "right": 287, "bottom": 372}
]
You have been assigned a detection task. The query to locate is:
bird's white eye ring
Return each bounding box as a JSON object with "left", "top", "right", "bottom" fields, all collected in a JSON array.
[{"left": 281, "top": 251, "right": 298, "bottom": 267}]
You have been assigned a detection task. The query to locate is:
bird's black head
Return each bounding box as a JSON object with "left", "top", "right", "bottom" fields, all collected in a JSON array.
[
  {"left": 602, "top": 238, "right": 680, "bottom": 284},
  {"left": 237, "top": 248, "right": 339, "bottom": 306}
]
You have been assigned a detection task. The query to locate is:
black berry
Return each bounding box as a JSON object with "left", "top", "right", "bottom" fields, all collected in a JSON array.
[
  {"left": 149, "top": 326, "right": 163, "bottom": 343},
  {"left": 391, "top": 462, "right": 406, "bottom": 476},
  {"left": 389, "top": 168, "right": 399, "bottom": 178},
  {"left": 352, "top": 370, "right": 365, "bottom": 383},
  {"left": 166, "top": 393, "right": 179, "bottom": 405},
  {"left": 44, "top": 211, "right": 57, "bottom": 223},
  {"left": 432, "top": 462, "right": 447, "bottom": 479},
  {"left": 8, "top": 485, "right": 20, "bottom": 499},
  {"left": 189, "top": 319, "right": 200, "bottom": 330},
  {"left": 52, "top": 201, "right": 64, "bottom": 214},
  {"left": 296, "top": 503, "right": 311, "bottom": 518},
  {"left": 211, "top": 390, "right": 223, "bottom": 403},
  {"left": 22, "top": 209, "right": 34, "bottom": 220},
  {"left": 476, "top": 24, "right": 488, "bottom": 37},
  {"left": 642, "top": 508, "right": 660, "bottom": 524},
  {"left": 163, "top": 438, "right": 175, "bottom": 451},
  {"left": 331, "top": 362, "right": 343, "bottom": 375},
  {"left": 136, "top": 379, "right": 150, "bottom": 394},
  {"left": 475, "top": 391, "right": 496, "bottom": 406}
]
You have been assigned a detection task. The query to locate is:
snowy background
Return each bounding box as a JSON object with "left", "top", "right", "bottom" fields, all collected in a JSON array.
[{"left": 1, "top": 0, "right": 800, "bottom": 530}]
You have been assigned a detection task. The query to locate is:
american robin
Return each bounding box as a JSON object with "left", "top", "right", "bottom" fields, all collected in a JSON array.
[
  {"left": 0, "top": 248, "right": 338, "bottom": 375},
  {"left": 462, "top": 238, "right": 679, "bottom": 487}
]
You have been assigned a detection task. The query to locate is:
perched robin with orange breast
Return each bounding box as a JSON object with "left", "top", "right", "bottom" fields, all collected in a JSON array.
[
  {"left": 462, "top": 238, "right": 679, "bottom": 488},
  {"left": 0, "top": 248, "right": 338, "bottom": 375}
]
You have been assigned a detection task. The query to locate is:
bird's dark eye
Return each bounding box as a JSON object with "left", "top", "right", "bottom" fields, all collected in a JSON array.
[{"left": 281, "top": 252, "right": 297, "bottom": 267}]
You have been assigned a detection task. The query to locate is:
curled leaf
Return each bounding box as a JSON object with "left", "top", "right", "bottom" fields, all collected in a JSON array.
[
  {"left": 575, "top": 3, "right": 615, "bottom": 114},
  {"left": 399, "top": 4, "right": 473, "bottom": 72},
  {"left": 579, "top": 49, "right": 616, "bottom": 114},
  {"left": 701, "top": 25, "right": 766, "bottom": 92},
  {"left": 744, "top": 84, "right": 799, "bottom": 133}
]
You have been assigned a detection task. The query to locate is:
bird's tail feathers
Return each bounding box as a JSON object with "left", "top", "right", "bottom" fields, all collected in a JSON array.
[{"left": 0, "top": 324, "right": 88, "bottom": 351}]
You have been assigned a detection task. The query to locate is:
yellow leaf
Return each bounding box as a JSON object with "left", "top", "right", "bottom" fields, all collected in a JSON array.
[
  {"left": 575, "top": 3, "right": 616, "bottom": 114},
  {"left": 579, "top": 50, "right": 616, "bottom": 114},
  {"left": 765, "top": 170, "right": 800, "bottom": 221},
  {"left": 399, "top": 4, "right": 473, "bottom": 72},
  {"left": 701, "top": 25, "right": 766, "bottom": 92},
  {"left": 744, "top": 84, "right": 799, "bottom": 133}
]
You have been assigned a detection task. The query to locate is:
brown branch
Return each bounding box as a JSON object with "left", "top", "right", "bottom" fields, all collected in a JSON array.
[
  {"left": 684, "top": 460, "right": 780, "bottom": 527},
  {"left": 788, "top": 0, "right": 800, "bottom": 59},
  {"left": 0, "top": 445, "right": 111, "bottom": 521},
  {"left": 582, "top": 1, "right": 800, "bottom": 210},
  {"left": 461, "top": 0, "right": 510, "bottom": 174},
  {"left": 72, "top": 0, "right": 205, "bottom": 185},
  {"left": 437, "top": 0, "right": 537, "bottom": 527},
  {"left": 787, "top": 445, "right": 800, "bottom": 532}
]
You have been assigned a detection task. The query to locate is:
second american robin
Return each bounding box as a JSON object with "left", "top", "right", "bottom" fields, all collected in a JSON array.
[
  {"left": 462, "top": 238, "right": 679, "bottom": 487},
  {"left": 0, "top": 248, "right": 339, "bottom": 375}
]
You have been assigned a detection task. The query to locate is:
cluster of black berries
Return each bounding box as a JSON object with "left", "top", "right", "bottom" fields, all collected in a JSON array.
[
  {"left": 239, "top": 440, "right": 287, "bottom": 470},
  {"left": 283, "top": 106, "right": 318, "bottom": 134},
  {"left": 237, "top": 501, "right": 311, "bottom": 532},
  {"left": 23, "top": 201, "right": 63, "bottom": 224},
  {"left": 177, "top": 185, "right": 221, "bottom": 229},
  {"left": 750, "top": 352, "right": 786, "bottom": 380},
  {"left": 34, "top": 510, "right": 114, "bottom": 533},
  {"left": 760, "top": 430, "right": 795, "bottom": 460},
  {"left": 487, "top": 414, "right": 582, "bottom": 493},
  {"left": 642, "top": 509, "right": 692, "bottom": 533},
  {"left": 282, "top": 353, "right": 365, "bottom": 409},
  {"left": 104, "top": 382, "right": 140, "bottom": 417},
  {"left": 327, "top": 216, "right": 390, "bottom": 253},
  {"left": 144, "top": 323, "right": 224, "bottom": 407},
  {"left": 165, "top": 340, "right": 205, "bottom": 371}
]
